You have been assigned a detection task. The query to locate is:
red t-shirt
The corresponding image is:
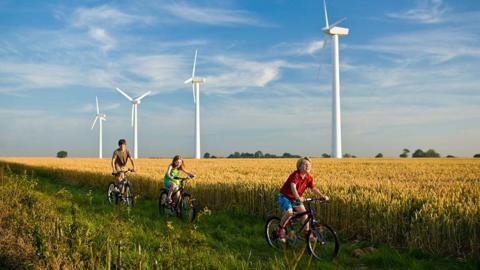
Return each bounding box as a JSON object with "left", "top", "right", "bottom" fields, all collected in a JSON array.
[{"left": 280, "top": 170, "right": 315, "bottom": 200}]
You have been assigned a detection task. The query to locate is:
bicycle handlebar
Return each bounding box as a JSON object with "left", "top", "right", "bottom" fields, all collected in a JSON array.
[
  {"left": 303, "top": 198, "right": 329, "bottom": 203},
  {"left": 174, "top": 175, "right": 195, "bottom": 181},
  {"left": 112, "top": 168, "right": 135, "bottom": 176}
]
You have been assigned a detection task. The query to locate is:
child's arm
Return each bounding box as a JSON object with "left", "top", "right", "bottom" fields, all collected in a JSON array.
[
  {"left": 312, "top": 187, "right": 329, "bottom": 201},
  {"left": 290, "top": 182, "right": 303, "bottom": 202},
  {"left": 166, "top": 165, "right": 175, "bottom": 179},
  {"left": 181, "top": 168, "right": 195, "bottom": 178},
  {"left": 129, "top": 156, "right": 136, "bottom": 172},
  {"left": 111, "top": 153, "right": 117, "bottom": 173}
]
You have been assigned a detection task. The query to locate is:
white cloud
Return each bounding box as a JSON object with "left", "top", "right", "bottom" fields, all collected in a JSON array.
[
  {"left": 272, "top": 40, "right": 328, "bottom": 56},
  {"left": 347, "top": 28, "right": 480, "bottom": 64},
  {"left": 163, "top": 2, "right": 271, "bottom": 26},
  {"left": 387, "top": 0, "right": 449, "bottom": 24},
  {"left": 77, "top": 102, "right": 120, "bottom": 113},
  {"left": 204, "top": 55, "right": 305, "bottom": 94},
  {"left": 88, "top": 27, "right": 115, "bottom": 52},
  {"left": 71, "top": 5, "right": 150, "bottom": 27},
  {"left": 68, "top": 5, "right": 151, "bottom": 53}
]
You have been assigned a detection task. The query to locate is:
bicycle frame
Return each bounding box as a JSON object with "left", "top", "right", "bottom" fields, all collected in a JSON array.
[
  {"left": 288, "top": 203, "right": 318, "bottom": 235},
  {"left": 164, "top": 178, "right": 191, "bottom": 209}
]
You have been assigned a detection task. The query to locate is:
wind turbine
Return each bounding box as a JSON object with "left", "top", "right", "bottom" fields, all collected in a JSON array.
[
  {"left": 322, "top": 0, "right": 349, "bottom": 158},
  {"left": 184, "top": 49, "right": 206, "bottom": 159},
  {"left": 115, "top": 87, "right": 151, "bottom": 159},
  {"left": 91, "top": 96, "right": 106, "bottom": 159}
]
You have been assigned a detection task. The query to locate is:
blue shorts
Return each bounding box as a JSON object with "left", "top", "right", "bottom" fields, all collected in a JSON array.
[{"left": 277, "top": 193, "right": 303, "bottom": 213}]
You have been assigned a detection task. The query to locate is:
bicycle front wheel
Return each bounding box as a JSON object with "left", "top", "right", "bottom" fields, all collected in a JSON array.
[
  {"left": 307, "top": 223, "right": 339, "bottom": 260},
  {"left": 178, "top": 194, "right": 195, "bottom": 223},
  {"left": 159, "top": 190, "right": 170, "bottom": 217},
  {"left": 124, "top": 185, "right": 134, "bottom": 207},
  {"left": 107, "top": 183, "right": 116, "bottom": 204}
]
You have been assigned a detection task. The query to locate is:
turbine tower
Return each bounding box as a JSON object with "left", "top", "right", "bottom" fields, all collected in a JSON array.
[
  {"left": 115, "top": 87, "right": 151, "bottom": 159},
  {"left": 91, "top": 96, "right": 106, "bottom": 159},
  {"left": 322, "top": 0, "right": 349, "bottom": 158},
  {"left": 184, "top": 50, "right": 206, "bottom": 159}
]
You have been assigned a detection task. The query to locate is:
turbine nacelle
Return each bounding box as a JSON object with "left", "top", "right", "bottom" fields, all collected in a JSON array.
[
  {"left": 184, "top": 77, "right": 207, "bottom": 84},
  {"left": 323, "top": 26, "right": 349, "bottom": 36},
  {"left": 91, "top": 97, "right": 107, "bottom": 130},
  {"left": 114, "top": 87, "right": 150, "bottom": 159}
]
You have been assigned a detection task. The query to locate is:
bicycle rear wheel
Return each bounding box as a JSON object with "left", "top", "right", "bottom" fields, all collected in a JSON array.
[
  {"left": 307, "top": 223, "right": 339, "bottom": 260},
  {"left": 178, "top": 194, "right": 196, "bottom": 223},
  {"left": 265, "top": 216, "right": 283, "bottom": 249}
]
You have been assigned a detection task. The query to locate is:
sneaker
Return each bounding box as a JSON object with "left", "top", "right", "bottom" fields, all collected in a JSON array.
[{"left": 276, "top": 227, "right": 286, "bottom": 243}]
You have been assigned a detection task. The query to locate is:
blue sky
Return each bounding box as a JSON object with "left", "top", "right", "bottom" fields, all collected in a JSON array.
[{"left": 0, "top": 0, "right": 479, "bottom": 158}]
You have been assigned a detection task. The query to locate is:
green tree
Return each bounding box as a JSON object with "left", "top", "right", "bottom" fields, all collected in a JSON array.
[
  {"left": 321, "top": 153, "right": 331, "bottom": 158},
  {"left": 203, "top": 152, "right": 211, "bottom": 158},
  {"left": 254, "top": 150, "right": 264, "bottom": 158},
  {"left": 400, "top": 148, "right": 410, "bottom": 158},
  {"left": 474, "top": 154, "right": 480, "bottom": 158},
  {"left": 424, "top": 149, "right": 440, "bottom": 157},
  {"left": 57, "top": 151, "right": 68, "bottom": 158},
  {"left": 375, "top": 153, "right": 383, "bottom": 158},
  {"left": 412, "top": 149, "right": 425, "bottom": 158}
]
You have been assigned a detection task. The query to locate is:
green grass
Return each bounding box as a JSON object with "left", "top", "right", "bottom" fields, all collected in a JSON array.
[{"left": 1, "top": 172, "right": 478, "bottom": 269}]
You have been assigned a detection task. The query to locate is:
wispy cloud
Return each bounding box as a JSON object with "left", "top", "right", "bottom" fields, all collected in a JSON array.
[
  {"left": 71, "top": 5, "right": 151, "bottom": 27},
  {"left": 274, "top": 40, "right": 327, "bottom": 56},
  {"left": 162, "top": 2, "right": 271, "bottom": 26},
  {"left": 88, "top": 27, "right": 115, "bottom": 52},
  {"left": 78, "top": 102, "right": 120, "bottom": 113},
  {"left": 387, "top": 0, "right": 449, "bottom": 24},
  {"left": 67, "top": 5, "right": 152, "bottom": 52},
  {"left": 204, "top": 55, "right": 297, "bottom": 94},
  {"left": 348, "top": 28, "right": 480, "bottom": 64}
]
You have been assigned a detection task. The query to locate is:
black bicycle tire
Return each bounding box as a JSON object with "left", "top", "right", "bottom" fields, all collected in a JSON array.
[
  {"left": 178, "top": 194, "right": 196, "bottom": 223},
  {"left": 265, "top": 216, "right": 283, "bottom": 249},
  {"left": 307, "top": 223, "right": 339, "bottom": 260}
]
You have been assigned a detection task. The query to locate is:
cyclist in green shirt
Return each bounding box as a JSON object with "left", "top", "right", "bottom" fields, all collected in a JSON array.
[{"left": 164, "top": 155, "right": 195, "bottom": 204}]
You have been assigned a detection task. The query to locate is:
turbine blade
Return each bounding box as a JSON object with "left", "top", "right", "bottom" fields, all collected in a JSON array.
[
  {"left": 316, "top": 37, "right": 330, "bottom": 80},
  {"left": 192, "top": 84, "right": 196, "bottom": 104},
  {"left": 184, "top": 78, "right": 193, "bottom": 84},
  {"left": 96, "top": 96, "right": 99, "bottom": 114},
  {"left": 91, "top": 117, "right": 98, "bottom": 130},
  {"left": 323, "top": 0, "right": 329, "bottom": 28},
  {"left": 115, "top": 87, "right": 133, "bottom": 102},
  {"left": 192, "top": 49, "right": 197, "bottom": 78},
  {"left": 136, "top": 91, "right": 151, "bottom": 101},
  {"left": 329, "top": 17, "right": 347, "bottom": 28},
  {"left": 131, "top": 104, "right": 134, "bottom": 127}
]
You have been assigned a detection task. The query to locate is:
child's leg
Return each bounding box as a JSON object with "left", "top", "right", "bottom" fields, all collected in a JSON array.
[
  {"left": 174, "top": 186, "right": 180, "bottom": 202},
  {"left": 278, "top": 194, "right": 294, "bottom": 228},
  {"left": 167, "top": 185, "right": 174, "bottom": 199},
  {"left": 294, "top": 205, "right": 309, "bottom": 232},
  {"left": 280, "top": 210, "right": 294, "bottom": 228},
  {"left": 115, "top": 175, "right": 122, "bottom": 192}
]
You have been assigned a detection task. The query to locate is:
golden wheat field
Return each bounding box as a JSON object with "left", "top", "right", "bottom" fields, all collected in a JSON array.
[{"left": 0, "top": 157, "right": 479, "bottom": 257}]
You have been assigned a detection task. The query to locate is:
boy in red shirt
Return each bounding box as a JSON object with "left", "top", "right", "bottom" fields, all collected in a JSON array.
[{"left": 276, "top": 157, "right": 329, "bottom": 242}]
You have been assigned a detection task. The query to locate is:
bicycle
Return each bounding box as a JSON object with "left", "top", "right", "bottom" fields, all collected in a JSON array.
[
  {"left": 107, "top": 169, "right": 134, "bottom": 207},
  {"left": 265, "top": 198, "right": 339, "bottom": 260},
  {"left": 158, "top": 176, "right": 196, "bottom": 223}
]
